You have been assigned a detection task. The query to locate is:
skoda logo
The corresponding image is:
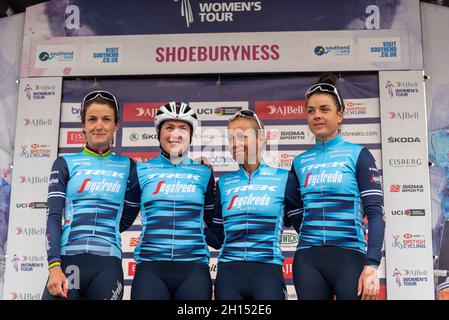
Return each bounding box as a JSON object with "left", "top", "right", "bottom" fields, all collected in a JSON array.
[{"left": 129, "top": 133, "right": 139, "bottom": 142}]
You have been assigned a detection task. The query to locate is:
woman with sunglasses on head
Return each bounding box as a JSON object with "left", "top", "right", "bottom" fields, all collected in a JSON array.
[
  {"left": 290, "top": 73, "right": 385, "bottom": 300},
  {"left": 127, "top": 102, "right": 220, "bottom": 300},
  {"left": 211, "top": 109, "right": 302, "bottom": 300},
  {"left": 42, "top": 90, "right": 140, "bottom": 300}
]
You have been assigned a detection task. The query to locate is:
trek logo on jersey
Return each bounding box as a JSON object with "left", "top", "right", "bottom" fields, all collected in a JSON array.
[
  {"left": 152, "top": 181, "right": 197, "bottom": 195},
  {"left": 73, "top": 169, "right": 125, "bottom": 179},
  {"left": 76, "top": 178, "right": 122, "bottom": 194},
  {"left": 303, "top": 170, "right": 343, "bottom": 188},
  {"left": 300, "top": 161, "right": 347, "bottom": 174},
  {"left": 225, "top": 184, "right": 277, "bottom": 195},
  {"left": 147, "top": 173, "right": 201, "bottom": 181},
  {"left": 226, "top": 193, "right": 271, "bottom": 210}
]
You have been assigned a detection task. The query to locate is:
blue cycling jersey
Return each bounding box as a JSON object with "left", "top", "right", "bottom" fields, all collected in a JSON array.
[
  {"left": 214, "top": 160, "right": 301, "bottom": 266},
  {"left": 46, "top": 147, "right": 140, "bottom": 267},
  {"left": 291, "top": 134, "right": 385, "bottom": 266},
  {"left": 134, "top": 154, "right": 216, "bottom": 264}
]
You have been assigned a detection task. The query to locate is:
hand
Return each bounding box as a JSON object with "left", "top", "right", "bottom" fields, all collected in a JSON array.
[
  {"left": 357, "top": 265, "right": 379, "bottom": 300},
  {"left": 195, "top": 156, "right": 213, "bottom": 170},
  {"left": 47, "top": 266, "right": 68, "bottom": 298}
]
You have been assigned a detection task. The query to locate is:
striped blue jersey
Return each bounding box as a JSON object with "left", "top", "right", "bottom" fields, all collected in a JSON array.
[
  {"left": 134, "top": 154, "right": 216, "bottom": 264},
  {"left": 214, "top": 161, "right": 302, "bottom": 266},
  {"left": 46, "top": 147, "right": 140, "bottom": 266},
  {"left": 291, "top": 134, "right": 385, "bottom": 266}
]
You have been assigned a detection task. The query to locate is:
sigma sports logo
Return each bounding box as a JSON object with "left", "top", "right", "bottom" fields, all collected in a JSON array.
[
  {"left": 388, "top": 112, "right": 419, "bottom": 120},
  {"left": 391, "top": 209, "right": 425, "bottom": 216},
  {"left": 76, "top": 178, "right": 122, "bottom": 194},
  {"left": 152, "top": 181, "right": 197, "bottom": 195},
  {"left": 389, "top": 184, "right": 424, "bottom": 193},
  {"left": 175, "top": 0, "right": 262, "bottom": 27},
  {"left": 392, "top": 268, "right": 429, "bottom": 288},
  {"left": 74, "top": 169, "right": 125, "bottom": 179},
  {"left": 266, "top": 130, "right": 306, "bottom": 142},
  {"left": 387, "top": 137, "right": 421, "bottom": 143},
  {"left": 392, "top": 233, "right": 426, "bottom": 250}
]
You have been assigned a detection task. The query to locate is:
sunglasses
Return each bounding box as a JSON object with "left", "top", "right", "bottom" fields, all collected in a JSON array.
[
  {"left": 81, "top": 90, "right": 119, "bottom": 112},
  {"left": 228, "top": 109, "right": 264, "bottom": 130},
  {"left": 305, "top": 83, "right": 344, "bottom": 110}
]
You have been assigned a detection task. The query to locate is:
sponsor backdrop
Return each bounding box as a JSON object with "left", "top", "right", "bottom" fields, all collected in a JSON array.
[
  {"left": 3, "top": 0, "right": 436, "bottom": 300},
  {"left": 20, "top": 0, "right": 422, "bottom": 76},
  {"left": 57, "top": 73, "right": 385, "bottom": 300},
  {"left": 3, "top": 78, "right": 63, "bottom": 300},
  {"left": 0, "top": 14, "right": 24, "bottom": 300},
  {"left": 379, "top": 71, "right": 434, "bottom": 299},
  {"left": 421, "top": 3, "right": 449, "bottom": 300}
]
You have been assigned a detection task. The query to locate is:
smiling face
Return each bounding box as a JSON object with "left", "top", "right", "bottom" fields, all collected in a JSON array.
[
  {"left": 306, "top": 93, "right": 344, "bottom": 142},
  {"left": 159, "top": 120, "right": 192, "bottom": 157},
  {"left": 227, "top": 117, "right": 265, "bottom": 165},
  {"left": 82, "top": 103, "right": 118, "bottom": 151}
]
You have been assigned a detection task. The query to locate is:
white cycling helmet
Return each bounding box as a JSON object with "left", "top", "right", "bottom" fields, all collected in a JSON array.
[{"left": 154, "top": 101, "right": 198, "bottom": 135}]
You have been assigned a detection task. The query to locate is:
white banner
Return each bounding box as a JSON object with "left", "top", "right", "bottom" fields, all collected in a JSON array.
[
  {"left": 0, "top": 13, "right": 25, "bottom": 300},
  {"left": 379, "top": 70, "right": 434, "bottom": 300},
  {"left": 3, "top": 77, "right": 62, "bottom": 300},
  {"left": 22, "top": 29, "right": 416, "bottom": 77}
]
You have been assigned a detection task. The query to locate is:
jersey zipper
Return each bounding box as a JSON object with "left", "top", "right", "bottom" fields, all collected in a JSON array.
[
  {"left": 171, "top": 163, "right": 176, "bottom": 260},
  {"left": 321, "top": 141, "right": 326, "bottom": 245}
]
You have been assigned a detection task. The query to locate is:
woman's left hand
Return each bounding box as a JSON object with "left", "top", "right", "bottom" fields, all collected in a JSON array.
[{"left": 357, "top": 265, "right": 380, "bottom": 300}]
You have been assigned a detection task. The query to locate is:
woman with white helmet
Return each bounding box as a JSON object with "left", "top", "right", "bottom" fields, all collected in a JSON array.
[{"left": 125, "top": 101, "right": 221, "bottom": 300}]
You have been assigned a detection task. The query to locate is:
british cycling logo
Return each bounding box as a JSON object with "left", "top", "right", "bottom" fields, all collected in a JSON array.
[{"left": 392, "top": 233, "right": 426, "bottom": 250}]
